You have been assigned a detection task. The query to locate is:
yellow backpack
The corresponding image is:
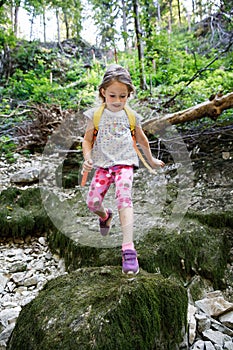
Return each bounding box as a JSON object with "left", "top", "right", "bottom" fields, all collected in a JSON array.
[{"left": 81, "top": 103, "right": 155, "bottom": 186}]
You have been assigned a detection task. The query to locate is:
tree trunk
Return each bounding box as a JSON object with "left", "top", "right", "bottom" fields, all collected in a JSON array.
[
  {"left": 177, "top": 0, "right": 181, "bottom": 26},
  {"left": 43, "top": 7, "right": 46, "bottom": 43},
  {"left": 14, "top": 4, "right": 20, "bottom": 36},
  {"left": 29, "top": 9, "right": 35, "bottom": 41},
  {"left": 121, "top": 0, "right": 128, "bottom": 51},
  {"left": 132, "top": 0, "right": 147, "bottom": 90},
  {"left": 168, "top": 0, "right": 172, "bottom": 32},
  {"left": 142, "top": 92, "right": 233, "bottom": 134},
  {"left": 64, "top": 11, "right": 69, "bottom": 39},
  {"left": 56, "top": 9, "right": 63, "bottom": 51}
]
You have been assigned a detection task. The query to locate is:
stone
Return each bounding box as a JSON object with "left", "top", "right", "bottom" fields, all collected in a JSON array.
[
  {"left": 214, "top": 345, "right": 223, "bottom": 350},
  {"left": 0, "top": 307, "right": 21, "bottom": 328},
  {"left": 0, "top": 139, "right": 232, "bottom": 350},
  {"left": 224, "top": 340, "right": 233, "bottom": 350},
  {"left": 0, "top": 324, "right": 14, "bottom": 341},
  {"left": 10, "top": 167, "right": 40, "bottom": 184},
  {"left": 191, "top": 339, "right": 205, "bottom": 349},
  {"left": 219, "top": 311, "right": 233, "bottom": 329},
  {"left": 202, "top": 329, "right": 230, "bottom": 346},
  {"left": 8, "top": 262, "right": 27, "bottom": 273},
  {"left": 195, "top": 292, "right": 233, "bottom": 317},
  {"left": 188, "top": 304, "right": 197, "bottom": 344},
  {"left": 5, "top": 282, "right": 16, "bottom": 293},
  {"left": 204, "top": 341, "right": 215, "bottom": 350},
  {"left": 0, "top": 275, "right": 8, "bottom": 294},
  {"left": 38, "top": 237, "right": 46, "bottom": 246},
  {"left": 211, "top": 317, "right": 233, "bottom": 337},
  {"left": 11, "top": 272, "right": 26, "bottom": 285},
  {"left": 23, "top": 276, "right": 38, "bottom": 287},
  {"left": 196, "top": 313, "right": 211, "bottom": 333},
  {"left": 0, "top": 236, "right": 66, "bottom": 349}
]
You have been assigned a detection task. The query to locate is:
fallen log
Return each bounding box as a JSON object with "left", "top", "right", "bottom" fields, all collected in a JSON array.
[{"left": 142, "top": 92, "right": 233, "bottom": 134}]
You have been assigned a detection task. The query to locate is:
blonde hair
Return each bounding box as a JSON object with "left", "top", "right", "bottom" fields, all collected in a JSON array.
[{"left": 98, "top": 64, "right": 135, "bottom": 102}]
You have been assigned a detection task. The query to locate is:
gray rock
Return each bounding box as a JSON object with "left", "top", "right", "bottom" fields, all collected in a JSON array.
[
  {"left": 0, "top": 324, "right": 14, "bottom": 341},
  {"left": 205, "top": 341, "right": 215, "bottom": 350},
  {"left": 11, "top": 272, "right": 26, "bottom": 285},
  {"left": 10, "top": 167, "right": 40, "bottom": 184},
  {"left": 0, "top": 307, "right": 21, "bottom": 328},
  {"left": 0, "top": 236, "right": 65, "bottom": 349},
  {"left": 0, "top": 275, "right": 8, "bottom": 294},
  {"left": 195, "top": 292, "right": 233, "bottom": 317},
  {"left": 219, "top": 311, "right": 233, "bottom": 329},
  {"left": 211, "top": 317, "right": 233, "bottom": 337},
  {"left": 224, "top": 340, "right": 233, "bottom": 350},
  {"left": 196, "top": 313, "right": 211, "bottom": 333},
  {"left": 23, "top": 276, "right": 38, "bottom": 287},
  {"left": 191, "top": 339, "right": 205, "bottom": 349},
  {"left": 202, "top": 329, "right": 231, "bottom": 347}
]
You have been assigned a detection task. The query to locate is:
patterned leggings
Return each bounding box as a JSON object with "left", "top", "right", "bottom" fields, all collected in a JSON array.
[{"left": 86, "top": 165, "right": 134, "bottom": 212}]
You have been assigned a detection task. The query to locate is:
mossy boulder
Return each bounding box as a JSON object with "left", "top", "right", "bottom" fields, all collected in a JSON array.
[
  {"left": 48, "top": 216, "right": 231, "bottom": 290},
  {"left": 0, "top": 187, "right": 54, "bottom": 238},
  {"left": 7, "top": 267, "right": 188, "bottom": 350}
]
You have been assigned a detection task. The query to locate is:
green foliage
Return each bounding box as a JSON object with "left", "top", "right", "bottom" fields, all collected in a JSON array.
[
  {"left": 0, "top": 5, "right": 232, "bottom": 141},
  {"left": 0, "top": 27, "right": 16, "bottom": 49},
  {"left": 0, "top": 135, "right": 17, "bottom": 163}
]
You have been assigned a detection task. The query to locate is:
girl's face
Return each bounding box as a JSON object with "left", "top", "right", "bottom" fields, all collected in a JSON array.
[{"left": 101, "top": 81, "right": 129, "bottom": 112}]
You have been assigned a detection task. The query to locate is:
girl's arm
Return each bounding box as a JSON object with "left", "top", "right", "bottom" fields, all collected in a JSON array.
[
  {"left": 135, "top": 125, "right": 165, "bottom": 168},
  {"left": 82, "top": 119, "right": 94, "bottom": 172}
]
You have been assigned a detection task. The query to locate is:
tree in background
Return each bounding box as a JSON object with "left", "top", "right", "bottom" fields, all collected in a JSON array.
[
  {"left": 49, "top": 0, "right": 83, "bottom": 43},
  {"left": 132, "top": 0, "right": 147, "bottom": 90}
]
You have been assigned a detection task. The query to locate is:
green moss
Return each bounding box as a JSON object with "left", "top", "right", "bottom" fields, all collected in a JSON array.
[
  {"left": 137, "top": 219, "right": 231, "bottom": 289},
  {"left": 47, "top": 214, "right": 231, "bottom": 290},
  {"left": 187, "top": 210, "right": 233, "bottom": 229},
  {"left": 0, "top": 187, "right": 54, "bottom": 238},
  {"left": 8, "top": 268, "right": 188, "bottom": 350},
  {"left": 48, "top": 230, "right": 120, "bottom": 271}
]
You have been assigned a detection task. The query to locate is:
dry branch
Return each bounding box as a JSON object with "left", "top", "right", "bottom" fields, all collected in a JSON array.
[
  {"left": 142, "top": 92, "right": 233, "bottom": 134},
  {"left": 0, "top": 109, "right": 32, "bottom": 118},
  {"left": 15, "top": 103, "right": 85, "bottom": 151}
]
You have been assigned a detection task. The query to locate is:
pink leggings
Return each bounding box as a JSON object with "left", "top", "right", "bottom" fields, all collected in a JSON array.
[{"left": 86, "top": 165, "right": 134, "bottom": 212}]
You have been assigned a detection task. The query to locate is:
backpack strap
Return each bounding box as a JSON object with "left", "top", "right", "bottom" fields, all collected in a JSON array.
[
  {"left": 123, "top": 105, "right": 136, "bottom": 134},
  {"left": 93, "top": 103, "right": 106, "bottom": 131}
]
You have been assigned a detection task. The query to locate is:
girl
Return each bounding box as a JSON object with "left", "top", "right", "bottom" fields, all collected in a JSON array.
[{"left": 82, "top": 64, "right": 165, "bottom": 274}]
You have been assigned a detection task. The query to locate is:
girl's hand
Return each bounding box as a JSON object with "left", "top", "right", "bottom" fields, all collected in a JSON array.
[
  {"left": 82, "top": 159, "right": 93, "bottom": 173},
  {"left": 150, "top": 157, "right": 165, "bottom": 168}
]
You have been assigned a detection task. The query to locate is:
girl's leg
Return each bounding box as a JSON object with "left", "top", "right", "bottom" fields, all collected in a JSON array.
[
  {"left": 94, "top": 207, "right": 109, "bottom": 220},
  {"left": 86, "top": 168, "right": 113, "bottom": 234},
  {"left": 119, "top": 207, "right": 134, "bottom": 247},
  {"left": 115, "top": 167, "right": 139, "bottom": 274},
  {"left": 115, "top": 166, "right": 139, "bottom": 274},
  {"left": 115, "top": 166, "right": 134, "bottom": 242},
  {"left": 87, "top": 168, "right": 111, "bottom": 215}
]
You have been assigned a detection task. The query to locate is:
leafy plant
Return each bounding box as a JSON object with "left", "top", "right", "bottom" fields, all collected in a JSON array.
[{"left": 0, "top": 135, "right": 17, "bottom": 163}]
